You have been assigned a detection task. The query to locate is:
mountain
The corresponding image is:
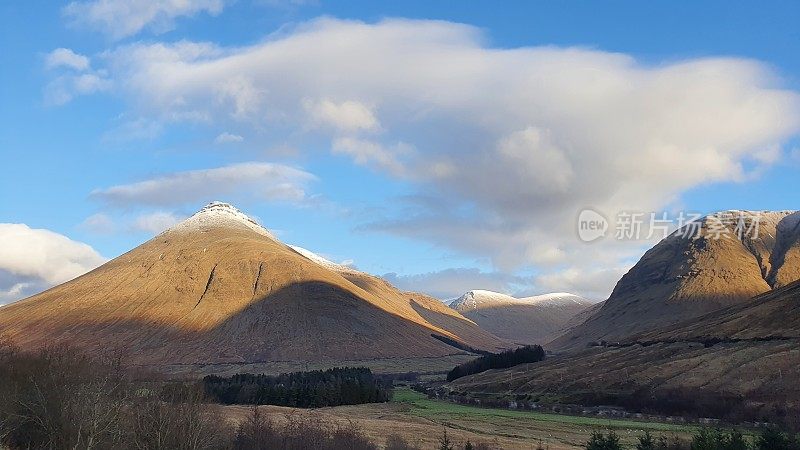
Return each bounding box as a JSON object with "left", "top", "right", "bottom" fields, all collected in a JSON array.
[
  {"left": 0, "top": 202, "right": 507, "bottom": 371},
  {"left": 635, "top": 278, "right": 800, "bottom": 342},
  {"left": 551, "top": 210, "right": 800, "bottom": 350},
  {"left": 449, "top": 290, "right": 593, "bottom": 345},
  {"left": 449, "top": 279, "right": 800, "bottom": 421},
  {"left": 556, "top": 300, "right": 604, "bottom": 336}
]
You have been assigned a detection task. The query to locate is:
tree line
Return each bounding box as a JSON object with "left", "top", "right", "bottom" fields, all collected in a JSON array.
[
  {"left": 586, "top": 428, "right": 800, "bottom": 450},
  {"left": 203, "top": 367, "right": 392, "bottom": 407},
  {"left": 446, "top": 345, "right": 546, "bottom": 382},
  {"left": 0, "top": 335, "right": 506, "bottom": 449}
]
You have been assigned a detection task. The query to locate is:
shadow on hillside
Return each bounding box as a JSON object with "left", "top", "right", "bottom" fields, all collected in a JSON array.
[{"left": 2, "top": 280, "right": 492, "bottom": 367}]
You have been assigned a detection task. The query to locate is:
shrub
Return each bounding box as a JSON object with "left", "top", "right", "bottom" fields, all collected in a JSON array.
[
  {"left": 585, "top": 431, "right": 623, "bottom": 450},
  {"left": 232, "top": 407, "right": 376, "bottom": 450}
]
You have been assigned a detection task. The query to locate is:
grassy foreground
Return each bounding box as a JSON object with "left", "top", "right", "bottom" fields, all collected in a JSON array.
[
  {"left": 392, "top": 388, "right": 701, "bottom": 434},
  {"left": 223, "top": 387, "right": 762, "bottom": 449}
]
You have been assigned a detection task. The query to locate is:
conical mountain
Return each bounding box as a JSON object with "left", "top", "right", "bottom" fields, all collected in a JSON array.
[
  {"left": 552, "top": 210, "right": 800, "bottom": 350},
  {"left": 449, "top": 290, "right": 593, "bottom": 345},
  {"left": 0, "top": 202, "right": 507, "bottom": 369}
]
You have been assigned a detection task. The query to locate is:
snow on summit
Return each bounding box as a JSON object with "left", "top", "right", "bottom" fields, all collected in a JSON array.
[
  {"left": 450, "top": 289, "right": 589, "bottom": 311},
  {"left": 166, "top": 202, "right": 365, "bottom": 275},
  {"left": 166, "top": 202, "right": 275, "bottom": 238}
]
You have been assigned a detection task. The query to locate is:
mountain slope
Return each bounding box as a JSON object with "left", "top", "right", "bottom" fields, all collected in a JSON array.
[
  {"left": 0, "top": 202, "right": 507, "bottom": 368},
  {"left": 450, "top": 290, "right": 593, "bottom": 345},
  {"left": 551, "top": 210, "right": 800, "bottom": 350},
  {"left": 635, "top": 278, "right": 800, "bottom": 342},
  {"left": 449, "top": 279, "right": 800, "bottom": 421}
]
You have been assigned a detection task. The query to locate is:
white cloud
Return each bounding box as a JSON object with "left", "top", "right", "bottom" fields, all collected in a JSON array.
[
  {"left": 214, "top": 132, "right": 244, "bottom": 144},
  {"left": 62, "top": 17, "right": 800, "bottom": 297},
  {"left": 42, "top": 47, "right": 110, "bottom": 105},
  {"left": 63, "top": 0, "right": 226, "bottom": 40},
  {"left": 103, "top": 118, "right": 164, "bottom": 142},
  {"left": 534, "top": 265, "right": 630, "bottom": 301},
  {"left": 332, "top": 137, "right": 410, "bottom": 176},
  {"left": 45, "top": 48, "right": 90, "bottom": 71},
  {"left": 80, "top": 213, "right": 116, "bottom": 233},
  {"left": 0, "top": 224, "right": 107, "bottom": 303},
  {"left": 0, "top": 274, "right": 42, "bottom": 306},
  {"left": 91, "top": 162, "right": 316, "bottom": 207},
  {"left": 305, "top": 99, "right": 380, "bottom": 132},
  {"left": 44, "top": 73, "right": 111, "bottom": 106},
  {"left": 132, "top": 211, "right": 185, "bottom": 234}
]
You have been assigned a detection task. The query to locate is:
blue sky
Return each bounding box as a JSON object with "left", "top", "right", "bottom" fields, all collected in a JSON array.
[{"left": 1, "top": 1, "right": 799, "bottom": 304}]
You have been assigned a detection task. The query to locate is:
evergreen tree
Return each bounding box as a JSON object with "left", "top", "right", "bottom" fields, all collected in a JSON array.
[
  {"left": 447, "top": 345, "right": 546, "bottom": 381},
  {"left": 724, "top": 429, "right": 750, "bottom": 450},
  {"left": 756, "top": 427, "right": 791, "bottom": 450},
  {"left": 586, "top": 431, "right": 623, "bottom": 450},
  {"left": 691, "top": 428, "right": 717, "bottom": 450},
  {"left": 637, "top": 430, "right": 655, "bottom": 450},
  {"left": 439, "top": 428, "right": 454, "bottom": 450}
]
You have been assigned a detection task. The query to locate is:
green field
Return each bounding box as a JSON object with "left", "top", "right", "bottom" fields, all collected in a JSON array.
[
  {"left": 222, "top": 388, "right": 757, "bottom": 449},
  {"left": 393, "top": 388, "right": 702, "bottom": 434}
]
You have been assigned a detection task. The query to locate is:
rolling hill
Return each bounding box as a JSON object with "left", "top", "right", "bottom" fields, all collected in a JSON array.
[
  {"left": 449, "top": 290, "right": 593, "bottom": 345},
  {"left": 450, "top": 279, "right": 800, "bottom": 422},
  {"left": 0, "top": 202, "right": 507, "bottom": 371}
]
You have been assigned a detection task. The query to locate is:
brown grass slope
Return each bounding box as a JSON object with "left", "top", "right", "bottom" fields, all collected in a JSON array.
[
  {"left": 551, "top": 210, "right": 800, "bottom": 350},
  {"left": 0, "top": 203, "right": 506, "bottom": 368},
  {"left": 450, "top": 278, "right": 800, "bottom": 421},
  {"left": 635, "top": 278, "right": 800, "bottom": 342}
]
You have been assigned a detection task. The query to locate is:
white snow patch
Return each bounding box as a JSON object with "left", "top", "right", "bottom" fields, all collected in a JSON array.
[
  {"left": 668, "top": 209, "right": 798, "bottom": 240},
  {"left": 166, "top": 202, "right": 274, "bottom": 238},
  {"left": 288, "top": 245, "right": 362, "bottom": 274},
  {"left": 450, "top": 289, "right": 589, "bottom": 311}
]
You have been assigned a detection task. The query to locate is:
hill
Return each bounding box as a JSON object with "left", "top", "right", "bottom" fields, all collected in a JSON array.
[
  {"left": 0, "top": 202, "right": 507, "bottom": 371},
  {"left": 551, "top": 210, "right": 800, "bottom": 350},
  {"left": 450, "top": 290, "right": 593, "bottom": 345},
  {"left": 449, "top": 279, "right": 800, "bottom": 423}
]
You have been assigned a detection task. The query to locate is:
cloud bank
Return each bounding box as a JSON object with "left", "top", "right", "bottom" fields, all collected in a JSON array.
[
  {"left": 63, "top": 0, "right": 226, "bottom": 40},
  {"left": 91, "top": 162, "right": 316, "bottom": 207},
  {"left": 51, "top": 18, "right": 800, "bottom": 297},
  {"left": 0, "top": 224, "right": 107, "bottom": 304}
]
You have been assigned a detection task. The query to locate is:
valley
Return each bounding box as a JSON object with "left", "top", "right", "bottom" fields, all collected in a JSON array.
[{"left": 220, "top": 388, "right": 706, "bottom": 450}]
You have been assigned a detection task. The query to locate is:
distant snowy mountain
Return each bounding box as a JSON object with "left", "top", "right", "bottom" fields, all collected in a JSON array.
[{"left": 449, "top": 290, "right": 594, "bottom": 345}]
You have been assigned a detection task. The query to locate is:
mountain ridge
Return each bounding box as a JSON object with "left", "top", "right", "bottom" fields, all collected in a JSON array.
[
  {"left": 449, "top": 289, "right": 593, "bottom": 345},
  {"left": 550, "top": 209, "right": 800, "bottom": 350},
  {"left": 0, "top": 202, "right": 508, "bottom": 371}
]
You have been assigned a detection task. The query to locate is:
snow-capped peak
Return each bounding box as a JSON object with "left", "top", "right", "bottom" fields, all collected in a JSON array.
[
  {"left": 166, "top": 201, "right": 274, "bottom": 238},
  {"left": 668, "top": 210, "right": 798, "bottom": 240},
  {"left": 449, "top": 289, "right": 588, "bottom": 311}
]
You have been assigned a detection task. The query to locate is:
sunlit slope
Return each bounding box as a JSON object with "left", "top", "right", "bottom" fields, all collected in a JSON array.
[
  {"left": 0, "top": 203, "right": 507, "bottom": 366},
  {"left": 552, "top": 211, "right": 800, "bottom": 349}
]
